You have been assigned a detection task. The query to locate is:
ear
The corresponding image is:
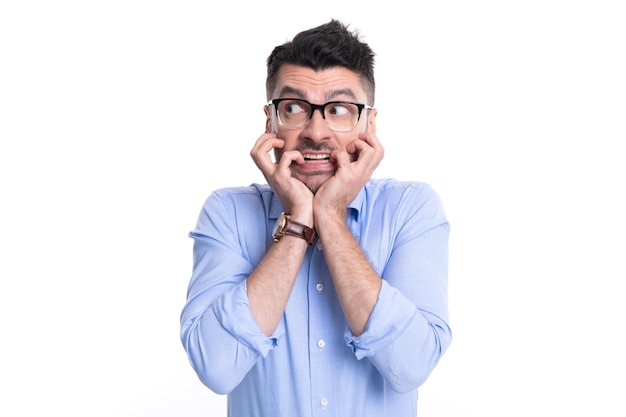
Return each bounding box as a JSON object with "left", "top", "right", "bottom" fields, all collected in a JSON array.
[
  {"left": 264, "top": 105, "right": 271, "bottom": 133},
  {"left": 367, "top": 108, "right": 377, "bottom": 133}
]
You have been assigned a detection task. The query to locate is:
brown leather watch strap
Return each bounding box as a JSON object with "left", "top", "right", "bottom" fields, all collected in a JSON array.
[{"left": 274, "top": 213, "right": 317, "bottom": 245}]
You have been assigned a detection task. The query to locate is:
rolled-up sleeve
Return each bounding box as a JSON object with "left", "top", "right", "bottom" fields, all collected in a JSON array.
[
  {"left": 180, "top": 190, "right": 281, "bottom": 394},
  {"left": 344, "top": 183, "right": 452, "bottom": 393}
]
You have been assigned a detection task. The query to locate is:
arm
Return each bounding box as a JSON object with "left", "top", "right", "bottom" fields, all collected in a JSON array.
[
  {"left": 313, "top": 131, "right": 385, "bottom": 335},
  {"left": 180, "top": 192, "right": 277, "bottom": 394},
  {"left": 346, "top": 185, "right": 451, "bottom": 393},
  {"left": 315, "top": 131, "right": 450, "bottom": 391},
  {"left": 314, "top": 212, "right": 381, "bottom": 336},
  {"left": 248, "top": 131, "right": 315, "bottom": 335},
  {"left": 247, "top": 223, "right": 309, "bottom": 335},
  {"left": 180, "top": 190, "right": 313, "bottom": 394},
  {"left": 181, "top": 133, "right": 316, "bottom": 394}
]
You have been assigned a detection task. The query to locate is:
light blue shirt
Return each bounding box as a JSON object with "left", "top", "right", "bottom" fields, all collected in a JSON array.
[{"left": 180, "top": 178, "right": 451, "bottom": 417}]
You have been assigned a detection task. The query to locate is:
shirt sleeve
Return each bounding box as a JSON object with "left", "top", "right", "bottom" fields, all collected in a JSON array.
[
  {"left": 180, "top": 191, "right": 282, "bottom": 394},
  {"left": 344, "top": 184, "right": 452, "bottom": 393}
]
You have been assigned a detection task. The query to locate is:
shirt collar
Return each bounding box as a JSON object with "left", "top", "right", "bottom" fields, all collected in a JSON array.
[{"left": 269, "top": 187, "right": 366, "bottom": 221}]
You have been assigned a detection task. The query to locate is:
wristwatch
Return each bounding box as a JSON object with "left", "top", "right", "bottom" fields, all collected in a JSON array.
[{"left": 273, "top": 212, "right": 317, "bottom": 245}]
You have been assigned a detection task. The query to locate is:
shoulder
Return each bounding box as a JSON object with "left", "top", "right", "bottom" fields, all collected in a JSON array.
[
  {"left": 194, "top": 183, "right": 276, "bottom": 230},
  {"left": 363, "top": 178, "right": 447, "bottom": 221},
  {"left": 195, "top": 184, "right": 277, "bottom": 222},
  {"left": 365, "top": 178, "right": 440, "bottom": 200},
  {"left": 205, "top": 183, "right": 273, "bottom": 206},
  {"left": 211, "top": 183, "right": 272, "bottom": 197}
]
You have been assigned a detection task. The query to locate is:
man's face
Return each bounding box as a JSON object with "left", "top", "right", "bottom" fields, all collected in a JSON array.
[{"left": 265, "top": 64, "right": 376, "bottom": 193}]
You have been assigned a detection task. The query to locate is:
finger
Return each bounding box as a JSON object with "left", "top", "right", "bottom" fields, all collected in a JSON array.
[
  {"left": 358, "top": 131, "right": 382, "bottom": 148},
  {"left": 277, "top": 149, "right": 304, "bottom": 170},
  {"left": 331, "top": 149, "right": 353, "bottom": 167},
  {"left": 346, "top": 138, "right": 375, "bottom": 166},
  {"left": 250, "top": 134, "right": 283, "bottom": 169},
  {"left": 251, "top": 133, "right": 281, "bottom": 155},
  {"left": 354, "top": 133, "right": 384, "bottom": 163}
]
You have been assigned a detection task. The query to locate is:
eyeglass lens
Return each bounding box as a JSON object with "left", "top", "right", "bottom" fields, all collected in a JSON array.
[{"left": 276, "top": 99, "right": 361, "bottom": 131}]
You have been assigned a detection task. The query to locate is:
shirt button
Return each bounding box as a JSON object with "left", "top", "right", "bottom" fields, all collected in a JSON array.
[
  {"left": 316, "top": 282, "right": 324, "bottom": 292},
  {"left": 320, "top": 397, "right": 328, "bottom": 408},
  {"left": 316, "top": 242, "right": 323, "bottom": 251},
  {"left": 317, "top": 339, "right": 326, "bottom": 349}
]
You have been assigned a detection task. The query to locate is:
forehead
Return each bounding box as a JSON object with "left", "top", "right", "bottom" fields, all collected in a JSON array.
[{"left": 273, "top": 64, "right": 366, "bottom": 102}]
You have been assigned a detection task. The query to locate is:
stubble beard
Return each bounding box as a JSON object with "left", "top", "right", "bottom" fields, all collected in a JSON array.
[{"left": 291, "top": 170, "right": 328, "bottom": 195}]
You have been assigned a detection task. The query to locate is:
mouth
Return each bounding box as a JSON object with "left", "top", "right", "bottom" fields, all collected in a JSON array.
[{"left": 302, "top": 153, "right": 331, "bottom": 163}]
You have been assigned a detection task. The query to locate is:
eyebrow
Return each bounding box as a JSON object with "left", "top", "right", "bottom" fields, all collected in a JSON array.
[
  {"left": 276, "top": 86, "right": 359, "bottom": 102},
  {"left": 276, "top": 86, "right": 306, "bottom": 98},
  {"left": 327, "top": 88, "right": 358, "bottom": 101}
]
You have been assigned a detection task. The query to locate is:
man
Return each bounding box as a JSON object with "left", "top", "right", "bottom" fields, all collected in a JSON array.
[{"left": 180, "top": 19, "right": 451, "bottom": 416}]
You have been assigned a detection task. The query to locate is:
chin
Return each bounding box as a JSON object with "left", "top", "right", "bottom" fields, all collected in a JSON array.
[
  {"left": 294, "top": 172, "right": 329, "bottom": 194},
  {"left": 303, "top": 179, "right": 324, "bottom": 194},
  {"left": 306, "top": 183, "right": 321, "bottom": 194}
]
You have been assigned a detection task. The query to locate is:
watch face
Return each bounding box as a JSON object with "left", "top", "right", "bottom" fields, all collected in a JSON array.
[{"left": 273, "top": 213, "right": 288, "bottom": 240}]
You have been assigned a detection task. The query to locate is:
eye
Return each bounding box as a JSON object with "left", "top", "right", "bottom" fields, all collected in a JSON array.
[
  {"left": 283, "top": 100, "right": 308, "bottom": 115},
  {"left": 326, "top": 103, "right": 353, "bottom": 117}
]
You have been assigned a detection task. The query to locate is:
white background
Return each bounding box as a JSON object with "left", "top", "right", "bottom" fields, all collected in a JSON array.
[{"left": 1, "top": 1, "right": 625, "bottom": 416}]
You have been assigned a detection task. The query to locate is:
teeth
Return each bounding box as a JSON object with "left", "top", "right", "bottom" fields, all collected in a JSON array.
[{"left": 303, "top": 154, "right": 330, "bottom": 160}]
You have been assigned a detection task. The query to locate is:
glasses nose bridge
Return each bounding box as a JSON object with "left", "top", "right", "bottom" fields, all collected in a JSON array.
[{"left": 308, "top": 102, "right": 328, "bottom": 121}]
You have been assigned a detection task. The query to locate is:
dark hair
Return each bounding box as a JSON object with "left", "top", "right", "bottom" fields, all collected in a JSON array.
[{"left": 266, "top": 19, "right": 376, "bottom": 105}]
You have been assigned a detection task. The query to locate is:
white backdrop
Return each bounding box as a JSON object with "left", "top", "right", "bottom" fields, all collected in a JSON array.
[{"left": 1, "top": 1, "right": 625, "bottom": 416}]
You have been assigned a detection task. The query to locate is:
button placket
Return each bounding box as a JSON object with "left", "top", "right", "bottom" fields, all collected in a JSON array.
[{"left": 308, "top": 241, "right": 334, "bottom": 415}]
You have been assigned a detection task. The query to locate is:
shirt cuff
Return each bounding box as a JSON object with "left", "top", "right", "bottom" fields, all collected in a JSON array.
[
  {"left": 213, "top": 282, "right": 284, "bottom": 358},
  {"left": 344, "top": 280, "right": 417, "bottom": 360}
]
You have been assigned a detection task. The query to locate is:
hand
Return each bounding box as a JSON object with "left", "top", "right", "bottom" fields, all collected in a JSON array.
[
  {"left": 314, "top": 132, "right": 384, "bottom": 218},
  {"left": 250, "top": 132, "right": 314, "bottom": 221}
]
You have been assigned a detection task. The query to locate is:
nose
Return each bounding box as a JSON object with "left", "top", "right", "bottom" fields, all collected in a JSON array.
[{"left": 302, "top": 108, "right": 332, "bottom": 141}]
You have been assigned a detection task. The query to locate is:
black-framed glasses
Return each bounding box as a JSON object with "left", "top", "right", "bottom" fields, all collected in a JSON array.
[{"left": 268, "top": 98, "right": 373, "bottom": 132}]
